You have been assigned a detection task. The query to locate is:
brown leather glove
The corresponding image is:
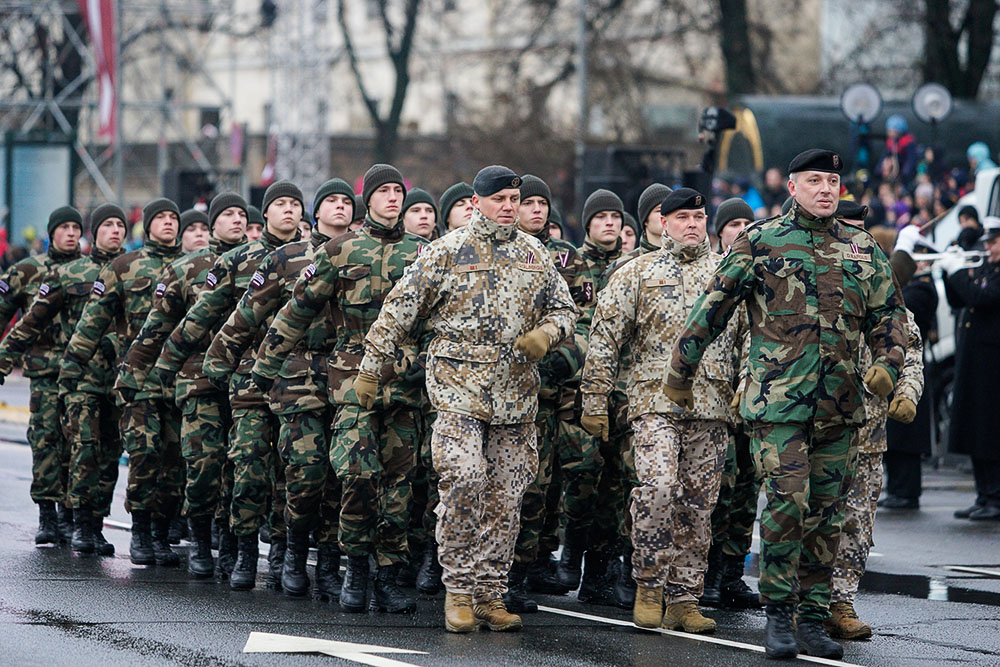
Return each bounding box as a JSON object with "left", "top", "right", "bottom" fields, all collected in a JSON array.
[
  {"left": 664, "top": 385, "right": 694, "bottom": 411},
  {"left": 515, "top": 328, "right": 550, "bottom": 362},
  {"left": 729, "top": 390, "right": 743, "bottom": 413},
  {"left": 888, "top": 396, "right": 917, "bottom": 423},
  {"left": 353, "top": 370, "right": 379, "bottom": 409},
  {"left": 581, "top": 414, "right": 609, "bottom": 441},
  {"left": 863, "top": 365, "right": 894, "bottom": 399}
]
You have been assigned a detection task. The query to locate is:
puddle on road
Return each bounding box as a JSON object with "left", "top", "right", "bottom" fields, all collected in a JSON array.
[{"left": 859, "top": 570, "right": 1000, "bottom": 606}]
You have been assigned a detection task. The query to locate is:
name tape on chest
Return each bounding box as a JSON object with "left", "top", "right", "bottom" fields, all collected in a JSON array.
[
  {"left": 644, "top": 277, "right": 680, "bottom": 288},
  {"left": 516, "top": 262, "right": 545, "bottom": 272},
  {"left": 455, "top": 263, "right": 491, "bottom": 273},
  {"left": 845, "top": 243, "right": 871, "bottom": 262},
  {"left": 92, "top": 280, "right": 105, "bottom": 296}
]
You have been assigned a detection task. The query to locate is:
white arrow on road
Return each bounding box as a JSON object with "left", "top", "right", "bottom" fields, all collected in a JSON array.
[{"left": 243, "top": 631, "right": 427, "bottom": 667}]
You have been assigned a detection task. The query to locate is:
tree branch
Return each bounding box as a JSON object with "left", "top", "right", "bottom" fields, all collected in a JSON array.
[{"left": 337, "top": 0, "right": 383, "bottom": 130}]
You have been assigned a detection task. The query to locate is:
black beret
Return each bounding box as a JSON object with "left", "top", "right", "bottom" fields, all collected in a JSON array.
[
  {"left": 262, "top": 180, "right": 304, "bottom": 217},
  {"left": 179, "top": 209, "right": 210, "bottom": 236},
  {"left": 713, "top": 197, "right": 754, "bottom": 234},
  {"left": 638, "top": 183, "right": 673, "bottom": 226},
  {"left": 660, "top": 188, "right": 706, "bottom": 217},
  {"left": 142, "top": 198, "right": 180, "bottom": 235},
  {"left": 473, "top": 165, "right": 521, "bottom": 196},
  {"left": 788, "top": 149, "right": 843, "bottom": 175},
  {"left": 401, "top": 188, "right": 438, "bottom": 222},
  {"left": 246, "top": 205, "right": 264, "bottom": 226},
  {"left": 208, "top": 191, "right": 248, "bottom": 229},
  {"left": 89, "top": 203, "right": 126, "bottom": 234},
  {"left": 519, "top": 174, "right": 551, "bottom": 204},
  {"left": 47, "top": 206, "right": 83, "bottom": 237},
  {"left": 312, "top": 178, "right": 355, "bottom": 220},
  {"left": 836, "top": 199, "right": 869, "bottom": 221}
]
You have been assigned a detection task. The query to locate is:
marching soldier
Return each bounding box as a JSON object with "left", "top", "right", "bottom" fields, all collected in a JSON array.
[
  {"left": 401, "top": 188, "right": 438, "bottom": 240},
  {"left": 665, "top": 150, "right": 906, "bottom": 659},
  {"left": 354, "top": 165, "right": 578, "bottom": 633},
  {"left": 438, "top": 182, "right": 475, "bottom": 233},
  {"left": 60, "top": 198, "right": 184, "bottom": 565}
]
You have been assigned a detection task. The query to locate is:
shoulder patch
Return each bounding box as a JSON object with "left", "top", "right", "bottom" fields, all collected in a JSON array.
[
  {"left": 92, "top": 280, "right": 105, "bottom": 296},
  {"left": 303, "top": 264, "right": 317, "bottom": 281},
  {"left": 38, "top": 283, "right": 50, "bottom": 297},
  {"left": 155, "top": 282, "right": 167, "bottom": 297},
  {"left": 0, "top": 280, "right": 8, "bottom": 294},
  {"left": 205, "top": 271, "right": 218, "bottom": 288},
  {"left": 250, "top": 271, "right": 266, "bottom": 288},
  {"left": 584, "top": 281, "right": 594, "bottom": 302}
]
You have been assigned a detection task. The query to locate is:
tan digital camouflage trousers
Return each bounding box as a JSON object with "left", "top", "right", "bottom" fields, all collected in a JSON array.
[
  {"left": 630, "top": 415, "right": 727, "bottom": 603},
  {"left": 831, "top": 451, "right": 883, "bottom": 604},
  {"left": 432, "top": 412, "right": 537, "bottom": 602}
]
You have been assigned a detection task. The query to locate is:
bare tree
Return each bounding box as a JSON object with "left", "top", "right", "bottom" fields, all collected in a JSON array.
[{"left": 923, "top": 0, "right": 998, "bottom": 99}]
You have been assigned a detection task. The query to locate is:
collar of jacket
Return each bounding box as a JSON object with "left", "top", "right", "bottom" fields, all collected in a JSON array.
[
  {"left": 790, "top": 200, "right": 835, "bottom": 230},
  {"left": 310, "top": 229, "right": 332, "bottom": 248},
  {"left": 583, "top": 236, "right": 621, "bottom": 261},
  {"left": 262, "top": 228, "right": 299, "bottom": 251},
  {"left": 468, "top": 208, "right": 518, "bottom": 243},
  {"left": 145, "top": 238, "right": 182, "bottom": 259},
  {"left": 48, "top": 246, "right": 81, "bottom": 263},
  {"left": 640, "top": 233, "right": 660, "bottom": 253},
  {"left": 530, "top": 227, "right": 549, "bottom": 245},
  {"left": 211, "top": 236, "right": 245, "bottom": 255},
  {"left": 90, "top": 245, "right": 124, "bottom": 265},
  {"left": 363, "top": 215, "right": 404, "bottom": 241},
  {"left": 661, "top": 235, "right": 710, "bottom": 263}
]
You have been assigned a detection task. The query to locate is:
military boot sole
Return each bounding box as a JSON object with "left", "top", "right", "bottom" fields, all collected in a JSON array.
[
  {"left": 824, "top": 619, "right": 872, "bottom": 640},
  {"left": 229, "top": 575, "right": 257, "bottom": 591},
  {"left": 475, "top": 616, "right": 522, "bottom": 632},
  {"left": 502, "top": 594, "right": 539, "bottom": 614},
  {"left": 796, "top": 640, "right": 844, "bottom": 659},
  {"left": 71, "top": 539, "right": 96, "bottom": 554},
  {"left": 282, "top": 577, "right": 311, "bottom": 597},
  {"left": 188, "top": 559, "right": 215, "bottom": 579},
  {"left": 94, "top": 540, "right": 115, "bottom": 557},
  {"left": 313, "top": 585, "right": 341, "bottom": 602},
  {"left": 764, "top": 643, "right": 798, "bottom": 660},
  {"left": 154, "top": 552, "right": 181, "bottom": 567},
  {"left": 371, "top": 598, "right": 417, "bottom": 614},
  {"left": 444, "top": 618, "right": 476, "bottom": 633},
  {"left": 661, "top": 616, "right": 717, "bottom": 634},
  {"left": 35, "top": 531, "right": 58, "bottom": 545}
]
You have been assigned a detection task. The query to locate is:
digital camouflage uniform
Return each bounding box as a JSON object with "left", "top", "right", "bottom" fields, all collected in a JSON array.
[
  {"left": 583, "top": 236, "right": 745, "bottom": 602},
  {"left": 667, "top": 204, "right": 906, "bottom": 621},
  {"left": 359, "top": 208, "right": 578, "bottom": 601},
  {"left": 157, "top": 229, "right": 297, "bottom": 538},
  {"left": 831, "top": 310, "right": 922, "bottom": 604},
  {"left": 255, "top": 218, "right": 426, "bottom": 566},
  {"left": 119, "top": 236, "right": 243, "bottom": 522},
  {"left": 61, "top": 239, "right": 183, "bottom": 519},
  {"left": 207, "top": 230, "right": 339, "bottom": 543},
  {"left": 0, "top": 246, "right": 80, "bottom": 505}
]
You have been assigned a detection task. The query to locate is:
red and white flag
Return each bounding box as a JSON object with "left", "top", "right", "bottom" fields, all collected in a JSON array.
[{"left": 79, "top": 0, "right": 118, "bottom": 141}]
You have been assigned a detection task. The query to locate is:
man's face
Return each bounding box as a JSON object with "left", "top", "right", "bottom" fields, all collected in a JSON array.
[
  {"left": 664, "top": 208, "right": 707, "bottom": 246},
  {"left": 181, "top": 221, "right": 211, "bottom": 253},
  {"left": 245, "top": 222, "right": 263, "bottom": 242},
  {"left": 644, "top": 209, "right": 663, "bottom": 244},
  {"left": 265, "top": 196, "right": 302, "bottom": 240},
  {"left": 719, "top": 218, "right": 749, "bottom": 250},
  {"left": 349, "top": 219, "right": 363, "bottom": 231},
  {"left": 316, "top": 194, "right": 353, "bottom": 234},
  {"left": 473, "top": 189, "right": 519, "bottom": 226},
  {"left": 787, "top": 171, "right": 839, "bottom": 218},
  {"left": 589, "top": 210, "right": 622, "bottom": 248},
  {"left": 548, "top": 222, "right": 562, "bottom": 239},
  {"left": 517, "top": 196, "right": 549, "bottom": 235},
  {"left": 620, "top": 225, "right": 636, "bottom": 252},
  {"left": 369, "top": 183, "right": 404, "bottom": 224},
  {"left": 447, "top": 197, "right": 474, "bottom": 230},
  {"left": 959, "top": 214, "right": 978, "bottom": 230},
  {"left": 51, "top": 221, "right": 82, "bottom": 253},
  {"left": 765, "top": 168, "right": 783, "bottom": 189},
  {"left": 213, "top": 206, "right": 247, "bottom": 245},
  {"left": 94, "top": 218, "right": 126, "bottom": 253},
  {"left": 298, "top": 219, "right": 312, "bottom": 240},
  {"left": 148, "top": 210, "right": 178, "bottom": 244},
  {"left": 985, "top": 236, "right": 1000, "bottom": 263},
  {"left": 403, "top": 203, "right": 436, "bottom": 239}
]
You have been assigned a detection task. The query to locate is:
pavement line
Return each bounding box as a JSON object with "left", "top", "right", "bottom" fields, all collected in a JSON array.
[
  {"left": 537, "top": 605, "right": 861, "bottom": 666},
  {"left": 941, "top": 565, "right": 1000, "bottom": 578}
]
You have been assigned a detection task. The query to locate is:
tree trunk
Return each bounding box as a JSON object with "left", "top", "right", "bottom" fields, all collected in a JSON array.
[{"left": 718, "top": 0, "right": 757, "bottom": 95}]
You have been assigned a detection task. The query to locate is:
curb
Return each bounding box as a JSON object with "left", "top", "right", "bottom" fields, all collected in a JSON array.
[{"left": 0, "top": 403, "right": 30, "bottom": 426}]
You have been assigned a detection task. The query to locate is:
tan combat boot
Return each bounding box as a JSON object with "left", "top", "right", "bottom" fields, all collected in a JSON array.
[
  {"left": 662, "top": 600, "right": 717, "bottom": 634},
  {"left": 473, "top": 598, "right": 522, "bottom": 632},
  {"left": 825, "top": 601, "right": 872, "bottom": 640},
  {"left": 444, "top": 592, "right": 475, "bottom": 633},
  {"left": 633, "top": 585, "right": 664, "bottom": 628}
]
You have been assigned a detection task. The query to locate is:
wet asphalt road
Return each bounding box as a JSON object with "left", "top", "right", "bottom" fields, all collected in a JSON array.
[{"left": 2, "top": 439, "right": 1000, "bottom": 666}]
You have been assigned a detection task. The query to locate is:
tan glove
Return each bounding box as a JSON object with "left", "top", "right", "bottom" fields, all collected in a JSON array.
[
  {"left": 729, "top": 390, "right": 743, "bottom": 413},
  {"left": 888, "top": 396, "right": 917, "bottom": 423},
  {"left": 664, "top": 385, "right": 694, "bottom": 411},
  {"left": 515, "top": 328, "right": 550, "bottom": 362},
  {"left": 863, "top": 365, "right": 894, "bottom": 399},
  {"left": 353, "top": 370, "right": 379, "bottom": 409},
  {"left": 581, "top": 414, "right": 609, "bottom": 441}
]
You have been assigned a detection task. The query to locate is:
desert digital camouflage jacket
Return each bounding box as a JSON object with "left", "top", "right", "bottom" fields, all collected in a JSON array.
[
  {"left": 117, "top": 236, "right": 244, "bottom": 404},
  {"left": 206, "top": 230, "right": 331, "bottom": 415},
  {"left": 667, "top": 204, "right": 907, "bottom": 426},
  {"left": 60, "top": 239, "right": 182, "bottom": 391},
  {"left": 254, "top": 217, "right": 428, "bottom": 409},
  {"left": 0, "top": 247, "right": 81, "bottom": 377},
  {"left": 582, "top": 236, "right": 745, "bottom": 423},
  {"left": 857, "top": 309, "right": 924, "bottom": 454},
  {"left": 359, "top": 208, "right": 579, "bottom": 425}
]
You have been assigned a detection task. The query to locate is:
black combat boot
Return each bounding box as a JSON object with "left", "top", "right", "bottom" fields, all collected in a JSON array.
[
  {"left": 129, "top": 510, "right": 156, "bottom": 565},
  {"left": 415, "top": 542, "right": 443, "bottom": 594},
  {"left": 372, "top": 563, "right": 417, "bottom": 613},
  {"left": 339, "top": 555, "right": 371, "bottom": 612},
  {"left": 395, "top": 544, "right": 420, "bottom": 588},
  {"left": 503, "top": 560, "right": 538, "bottom": 613},
  {"left": 216, "top": 527, "right": 238, "bottom": 578},
  {"left": 764, "top": 603, "right": 798, "bottom": 659},
  {"left": 719, "top": 554, "right": 761, "bottom": 609},
  {"left": 168, "top": 514, "right": 186, "bottom": 544},
  {"left": 700, "top": 543, "right": 724, "bottom": 608},
  {"left": 526, "top": 552, "right": 570, "bottom": 595},
  {"left": 187, "top": 516, "right": 215, "bottom": 578},
  {"left": 281, "top": 531, "right": 311, "bottom": 597},
  {"left": 151, "top": 515, "right": 180, "bottom": 566},
  {"left": 70, "top": 507, "right": 95, "bottom": 554},
  {"left": 796, "top": 619, "right": 844, "bottom": 659},
  {"left": 210, "top": 518, "right": 221, "bottom": 550},
  {"left": 556, "top": 529, "right": 587, "bottom": 591},
  {"left": 56, "top": 504, "right": 74, "bottom": 544},
  {"left": 612, "top": 547, "right": 637, "bottom": 608},
  {"left": 266, "top": 538, "right": 286, "bottom": 590},
  {"left": 313, "top": 543, "right": 343, "bottom": 602},
  {"left": 230, "top": 535, "right": 259, "bottom": 590},
  {"left": 577, "top": 551, "right": 616, "bottom": 606},
  {"left": 35, "top": 501, "right": 58, "bottom": 545},
  {"left": 92, "top": 515, "right": 115, "bottom": 556}
]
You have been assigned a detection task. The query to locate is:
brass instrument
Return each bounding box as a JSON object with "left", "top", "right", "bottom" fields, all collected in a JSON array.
[{"left": 917, "top": 248, "right": 987, "bottom": 268}]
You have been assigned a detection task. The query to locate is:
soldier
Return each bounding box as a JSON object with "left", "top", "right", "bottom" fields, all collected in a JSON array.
[
  {"left": 61, "top": 198, "right": 184, "bottom": 566},
  {"left": 255, "top": 165, "right": 426, "bottom": 614},
  {"left": 245, "top": 205, "right": 265, "bottom": 243},
  {"left": 206, "top": 178, "right": 354, "bottom": 601},
  {"left": 354, "top": 165, "right": 578, "bottom": 633},
  {"left": 620, "top": 213, "right": 640, "bottom": 253},
  {"left": 635, "top": 183, "right": 672, "bottom": 251},
  {"left": 154, "top": 181, "right": 302, "bottom": 590},
  {"left": 0, "top": 207, "right": 108, "bottom": 547},
  {"left": 579, "top": 189, "right": 624, "bottom": 278},
  {"left": 582, "top": 188, "right": 744, "bottom": 634},
  {"left": 665, "top": 150, "right": 906, "bottom": 659},
  {"left": 401, "top": 188, "right": 438, "bottom": 240},
  {"left": 116, "top": 194, "right": 247, "bottom": 578},
  {"left": 504, "top": 174, "right": 595, "bottom": 612},
  {"left": 438, "top": 182, "right": 475, "bottom": 233}
]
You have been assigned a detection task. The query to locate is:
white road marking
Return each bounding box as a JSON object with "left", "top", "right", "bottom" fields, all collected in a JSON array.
[
  {"left": 537, "top": 605, "right": 861, "bottom": 666},
  {"left": 940, "top": 565, "right": 1000, "bottom": 578},
  {"left": 243, "top": 631, "right": 426, "bottom": 667}
]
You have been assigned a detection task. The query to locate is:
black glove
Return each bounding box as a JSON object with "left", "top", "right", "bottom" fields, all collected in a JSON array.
[
  {"left": 403, "top": 359, "right": 426, "bottom": 386},
  {"left": 539, "top": 352, "right": 573, "bottom": 384},
  {"left": 252, "top": 371, "right": 274, "bottom": 394}
]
